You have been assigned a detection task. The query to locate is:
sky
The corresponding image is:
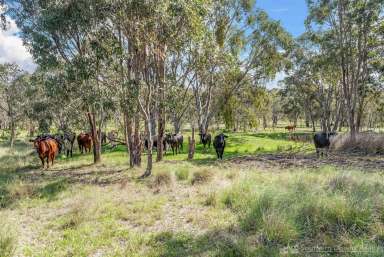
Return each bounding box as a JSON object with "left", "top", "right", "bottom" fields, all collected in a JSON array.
[
  {"left": 0, "top": 0, "right": 308, "bottom": 83},
  {"left": 257, "top": 0, "right": 308, "bottom": 88}
]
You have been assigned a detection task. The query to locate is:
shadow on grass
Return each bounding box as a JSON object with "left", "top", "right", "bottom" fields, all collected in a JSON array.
[{"left": 38, "top": 178, "right": 68, "bottom": 201}]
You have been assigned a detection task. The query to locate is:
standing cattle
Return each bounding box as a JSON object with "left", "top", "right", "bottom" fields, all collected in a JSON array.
[
  {"left": 213, "top": 133, "right": 228, "bottom": 160},
  {"left": 144, "top": 136, "right": 166, "bottom": 151},
  {"left": 313, "top": 132, "right": 336, "bottom": 157},
  {"left": 199, "top": 133, "right": 211, "bottom": 150},
  {"left": 97, "top": 130, "right": 107, "bottom": 144},
  {"left": 30, "top": 137, "right": 59, "bottom": 168},
  {"left": 60, "top": 132, "right": 76, "bottom": 157},
  {"left": 53, "top": 132, "right": 76, "bottom": 157},
  {"left": 285, "top": 125, "right": 296, "bottom": 132},
  {"left": 165, "top": 133, "right": 183, "bottom": 155},
  {"left": 77, "top": 133, "right": 92, "bottom": 154}
]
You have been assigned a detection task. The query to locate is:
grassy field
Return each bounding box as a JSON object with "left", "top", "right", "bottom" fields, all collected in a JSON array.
[{"left": 1, "top": 131, "right": 384, "bottom": 256}]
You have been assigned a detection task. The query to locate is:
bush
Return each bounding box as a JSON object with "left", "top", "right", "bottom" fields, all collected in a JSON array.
[
  {"left": 175, "top": 167, "right": 189, "bottom": 181},
  {"left": 204, "top": 191, "right": 217, "bottom": 207},
  {"left": 190, "top": 169, "right": 212, "bottom": 185},
  {"left": 153, "top": 171, "right": 172, "bottom": 187}
]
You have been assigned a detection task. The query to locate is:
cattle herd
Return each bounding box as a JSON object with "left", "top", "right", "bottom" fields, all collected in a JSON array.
[{"left": 29, "top": 129, "right": 335, "bottom": 169}]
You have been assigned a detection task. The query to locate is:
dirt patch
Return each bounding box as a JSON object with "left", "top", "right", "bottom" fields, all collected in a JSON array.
[{"left": 227, "top": 153, "right": 384, "bottom": 171}]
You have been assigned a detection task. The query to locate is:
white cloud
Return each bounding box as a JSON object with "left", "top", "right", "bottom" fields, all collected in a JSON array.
[{"left": 0, "top": 17, "right": 36, "bottom": 73}]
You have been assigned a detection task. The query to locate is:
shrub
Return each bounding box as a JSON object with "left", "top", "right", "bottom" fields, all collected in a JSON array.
[
  {"left": 175, "top": 167, "right": 189, "bottom": 181},
  {"left": 204, "top": 191, "right": 217, "bottom": 207},
  {"left": 190, "top": 169, "right": 212, "bottom": 185},
  {"left": 153, "top": 171, "right": 172, "bottom": 187}
]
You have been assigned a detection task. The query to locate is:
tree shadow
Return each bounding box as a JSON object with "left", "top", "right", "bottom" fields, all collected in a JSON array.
[{"left": 38, "top": 178, "right": 68, "bottom": 201}]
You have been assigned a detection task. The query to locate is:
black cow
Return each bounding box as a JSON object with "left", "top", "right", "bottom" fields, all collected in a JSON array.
[
  {"left": 144, "top": 136, "right": 166, "bottom": 151},
  {"left": 165, "top": 133, "right": 183, "bottom": 155},
  {"left": 63, "top": 132, "right": 76, "bottom": 157},
  {"left": 313, "top": 132, "right": 336, "bottom": 157},
  {"left": 54, "top": 132, "right": 76, "bottom": 157},
  {"left": 213, "top": 133, "right": 228, "bottom": 160},
  {"left": 199, "top": 133, "right": 211, "bottom": 150}
]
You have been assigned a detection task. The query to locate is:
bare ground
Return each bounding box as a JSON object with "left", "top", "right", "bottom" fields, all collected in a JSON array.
[{"left": 227, "top": 152, "right": 384, "bottom": 171}]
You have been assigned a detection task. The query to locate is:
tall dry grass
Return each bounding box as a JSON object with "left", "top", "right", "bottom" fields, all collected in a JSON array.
[{"left": 331, "top": 132, "right": 384, "bottom": 154}]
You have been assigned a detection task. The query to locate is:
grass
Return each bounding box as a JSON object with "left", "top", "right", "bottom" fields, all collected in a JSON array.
[
  {"left": 1, "top": 131, "right": 384, "bottom": 256},
  {"left": 0, "top": 215, "right": 16, "bottom": 257}
]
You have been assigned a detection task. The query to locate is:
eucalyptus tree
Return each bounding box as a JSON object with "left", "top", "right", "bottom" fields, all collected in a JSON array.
[
  {"left": 166, "top": 46, "right": 195, "bottom": 134},
  {"left": 12, "top": 0, "right": 115, "bottom": 163},
  {"left": 284, "top": 37, "right": 344, "bottom": 133},
  {"left": 190, "top": 0, "right": 294, "bottom": 135},
  {"left": 0, "top": 63, "right": 28, "bottom": 147},
  {"left": 110, "top": 0, "right": 207, "bottom": 176},
  {"left": 306, "top": 0, "right": 384, "bottom": 138}
]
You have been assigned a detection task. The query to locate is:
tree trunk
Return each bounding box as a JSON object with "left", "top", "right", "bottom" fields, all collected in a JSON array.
[
  {"left": 10, "top": 117, "right": 15, "bottom": 149},
  {"left": 141, "top": 116, "right": 153, "bottom": 178},
  {"left": 133, "top": 109, "right": 141, "bottom": 167},
  {"left": 87, "top": 110, "right": 101, "bottom": 164},
  {"left": 124, "top": 111, "right": 135, "bottom": 168},
  {"left": 263, "top": 115, "right": 267, "bottom": 130},
  {"left": 150, "top": 111, "right": 157, "bottom": 136},
  {"left": 173, "top": 118, "right": 181, "bottom": 134},
  {"left": 188, "top": 127, "right": 195, "bottom": 160},
  {"left": 156, "top": 44, "right": 166, "bottom": 162}
]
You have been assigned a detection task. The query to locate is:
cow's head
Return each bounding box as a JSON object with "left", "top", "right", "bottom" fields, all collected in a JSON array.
[
  {"left": 29, "top": 138, "right": 41, "bottom": 150},
  {"left": 217, "top": 133, "right": 228, "bottom": 144}
]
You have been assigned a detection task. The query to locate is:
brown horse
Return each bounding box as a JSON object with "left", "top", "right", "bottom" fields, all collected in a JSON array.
[
  {"left": 31, "top": 138, "right": 59, "bottom": 169},
  {"left": 77, "top": 133, "right": 92, "bottom": 154}
]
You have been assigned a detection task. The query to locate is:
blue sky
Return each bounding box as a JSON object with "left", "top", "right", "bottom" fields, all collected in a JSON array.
[
  {"left": 257, "top": 0, "right": 308, "bottom": 88},
  {"left": 257, "top": 0, "right": 308, "bottom": 37},
  {"left": 0, "top": 0, "right": 309, "bottom": 76}
]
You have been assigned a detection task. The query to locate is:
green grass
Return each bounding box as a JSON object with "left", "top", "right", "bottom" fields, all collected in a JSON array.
[{"left": 1, "top": 131, "right": 384, "bottom": 256}]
